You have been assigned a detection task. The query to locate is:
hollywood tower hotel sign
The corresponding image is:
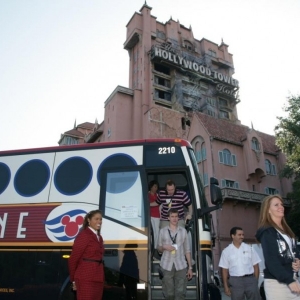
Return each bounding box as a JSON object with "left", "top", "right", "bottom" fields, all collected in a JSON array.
[{"left": 151, "top": 44, "right": 239, "bottom": 99}]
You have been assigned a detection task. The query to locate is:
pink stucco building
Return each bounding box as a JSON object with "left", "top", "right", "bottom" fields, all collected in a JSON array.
[{"left": 59, "top": 4, "right": 292, "bottom": 266}]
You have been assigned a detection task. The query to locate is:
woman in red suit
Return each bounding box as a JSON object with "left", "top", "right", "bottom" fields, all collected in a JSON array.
[{"left": 69, "top": 210, "right": 105, "bottom": 300}]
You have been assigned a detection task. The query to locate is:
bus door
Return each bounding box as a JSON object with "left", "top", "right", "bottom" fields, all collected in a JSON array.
[
  {"left": 147, "top": 170, "right": 199, "bottom": 300},
  {"left": 99, "top": 166, "right": 149, "bottom": 300}
]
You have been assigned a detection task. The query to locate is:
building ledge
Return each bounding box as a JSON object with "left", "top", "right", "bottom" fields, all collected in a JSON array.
[
  {"left": 104, "top": 85, "right": 134, "bottom": 106},
  {"left": 124, "top": 30, "right": 141, "bottom": 50},
  {"left": 221, "top": 188, "right": 291, "bottom": 206},
  {"left": 210, "top": 56, "right": 233, "bottom": 69}
]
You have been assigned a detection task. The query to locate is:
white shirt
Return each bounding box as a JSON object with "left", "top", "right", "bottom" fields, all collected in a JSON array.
[
  {"left": 88, "top": 226, "right": 99, "bottom": 240},
  {"left": 219, "top": 242, "right": 261, "bottom": 276},
  {"left": 276, "top": 230, "right": 295, "bottom": 258}
]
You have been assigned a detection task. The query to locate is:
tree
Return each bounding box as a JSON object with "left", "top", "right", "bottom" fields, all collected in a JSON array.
[
  {"left": 275, "top": 94, "right": 300, "bottom": 178},
  {"left": 275, "top": 94, "right": 300, "bottom": 237},
  {"left": 285, "top": 180, "right": 300, "bottom": 238}
]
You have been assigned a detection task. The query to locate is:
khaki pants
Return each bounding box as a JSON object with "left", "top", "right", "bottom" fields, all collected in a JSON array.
[
  {"left": 161, "top": 264, "right": 187, "bottom": 300},
  {"left": 264, "top": 279, "right": 300, "bottom": 300}
]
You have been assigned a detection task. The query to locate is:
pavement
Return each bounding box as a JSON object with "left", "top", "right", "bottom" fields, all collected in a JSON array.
[{"left": 220, "top": 287, "right": 231, "bottom": 299}]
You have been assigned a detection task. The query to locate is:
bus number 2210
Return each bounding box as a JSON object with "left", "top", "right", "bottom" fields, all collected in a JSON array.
[{"left": 158, "top": 147, "right": 176, "bottom": 154}]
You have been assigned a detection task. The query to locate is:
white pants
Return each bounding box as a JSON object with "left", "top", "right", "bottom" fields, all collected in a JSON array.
[
  {"left": 151, "top": 217, "right": 160, "bottom": 249},
  {"left": 264, "top": 279, "right": 300, "bottom": 300}
]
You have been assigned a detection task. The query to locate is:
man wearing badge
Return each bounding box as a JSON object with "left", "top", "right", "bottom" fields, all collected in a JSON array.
[
  {"left": 157, "top": 208, "right": 193, "bottom": 300},
  {"left": 154, "top": 179, "right": 193, "bottom": 229}
]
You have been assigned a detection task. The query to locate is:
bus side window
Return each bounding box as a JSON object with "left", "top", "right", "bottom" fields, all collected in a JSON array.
[{"left": 103, "top": 170, "right": 146, "bottom": 230}]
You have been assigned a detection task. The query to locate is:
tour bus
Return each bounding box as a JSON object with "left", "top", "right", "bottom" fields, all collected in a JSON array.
[{"left": 0, "top": 138, "right": 222, "bottom": 300}]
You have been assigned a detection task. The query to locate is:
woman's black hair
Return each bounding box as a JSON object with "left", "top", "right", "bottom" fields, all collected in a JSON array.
[{"left": 148, "top": 180, "right": 159, "bottom": 191}]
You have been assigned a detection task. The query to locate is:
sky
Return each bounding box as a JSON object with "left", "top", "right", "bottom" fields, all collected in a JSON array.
[{"left": 1, "top": 0, "right": 300, "bottom": 151}]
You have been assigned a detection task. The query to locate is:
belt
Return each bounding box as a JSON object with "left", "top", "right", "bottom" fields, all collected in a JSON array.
[
  {"left": 83, "top": 258, "right": 103, "bottom": 264},
  {"left": 232, "top": 273, "right": 254, "bottom": 278}
]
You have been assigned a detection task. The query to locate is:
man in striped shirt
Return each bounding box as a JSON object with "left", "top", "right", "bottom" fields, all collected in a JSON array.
[{"left": 156, "top": 179, "right": 193, "bottom": 229}]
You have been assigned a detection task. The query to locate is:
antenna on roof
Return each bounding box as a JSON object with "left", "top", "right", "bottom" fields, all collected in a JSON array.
[{"left": 74, "top": 119, "right": 76, "bottom": 129}]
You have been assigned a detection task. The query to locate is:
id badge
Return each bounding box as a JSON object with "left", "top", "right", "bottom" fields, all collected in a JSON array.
[
  {"left": 166, "top": 198, "right": 172, "bottom": 208},
  {"left": 171, "top": 244, "right": 177, "bottom": 254}
]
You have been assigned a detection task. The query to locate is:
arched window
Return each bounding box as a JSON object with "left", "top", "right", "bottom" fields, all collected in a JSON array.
[
  {"left": 265, "top": 159, "right": 276, "bottom": 175},
  {"left": 223, "top": 149, "right": 231, "bottom": 165},
  {"left": 184, "top": 40, "right": 194, "bottom": 51},
  {"left": 192, "top": 137, "right": 206, "bottom": 163},
  {"left": 218, "top": 149, "right": 237, "bottom": 166},
  {"left": 265, "top": 159, "right": 271, "bottom": 174},
  {"left": 252, "top": 138, "right": 260, "bottom": 151}
]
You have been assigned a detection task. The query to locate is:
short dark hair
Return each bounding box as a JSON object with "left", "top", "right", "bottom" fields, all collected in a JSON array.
[
  {"left": 168, "top": 208, "right": 179, "bottom": 216},
  {"left": 165, "top": 179, "right": 175, "bottom": 188},
  {"left": 230, "top": 226, "right": 243, "bottom": 237},
  {"left": 148, "top": 180, "right": 159, "bottom": 191}
]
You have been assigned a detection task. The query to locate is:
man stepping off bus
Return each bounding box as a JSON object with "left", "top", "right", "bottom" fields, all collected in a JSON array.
[
  {"left": 152, "top": 179, "right": 193, "bottom": 229},
  {"left": 157, "top": 208, "right": 193, "bottom": 300}
]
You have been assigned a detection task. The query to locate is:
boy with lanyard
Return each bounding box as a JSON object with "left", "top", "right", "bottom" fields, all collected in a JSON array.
[{"left": 157, "top": 208, "right": 193, "bottom": 300}]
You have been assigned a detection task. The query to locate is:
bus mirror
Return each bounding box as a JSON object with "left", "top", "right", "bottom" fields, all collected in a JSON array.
[
  {"left": 197, "top": 178, "right": 222, "bottom": 216},
  {"left": 210, "top": 177, "right": 223, "bottom": 205}
]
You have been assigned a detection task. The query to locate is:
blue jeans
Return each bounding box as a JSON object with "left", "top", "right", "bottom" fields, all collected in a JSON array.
[{"left": 161, "top": 264, "right": 187, "bottom": 300}]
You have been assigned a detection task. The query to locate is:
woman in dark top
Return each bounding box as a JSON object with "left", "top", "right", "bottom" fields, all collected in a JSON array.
[{"left": 256, "top": 195, "right": 300, "bottom": 299}]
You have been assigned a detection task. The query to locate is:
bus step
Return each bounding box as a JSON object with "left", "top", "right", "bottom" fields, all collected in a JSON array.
[
  {"left": 151, "top": 285, "right": 197, "bottom": 299},
  {"left": 151, "top": 272, "right": 196, "bottom": 286}
]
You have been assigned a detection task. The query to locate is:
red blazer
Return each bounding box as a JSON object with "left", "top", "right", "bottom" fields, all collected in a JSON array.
[{"left": 68, "top": 228, "right": 104, "bottom": 282}]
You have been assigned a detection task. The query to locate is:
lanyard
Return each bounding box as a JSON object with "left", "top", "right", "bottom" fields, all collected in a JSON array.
[
  {"left": 167, "top": 198, "right": 173, "bottom": 208},
  {"left": 168, "top": 229, "right": 177, "bottom": 244}
]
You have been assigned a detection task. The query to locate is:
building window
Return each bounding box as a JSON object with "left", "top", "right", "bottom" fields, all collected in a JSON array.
[
  {"left": 107, "top": 128, "right": 111, "bottom": 137},
  {"left": 208, "top": 49, "right": 217, "bottom": 57},
  {"left": 200, "top": 173, "right": 209, "bottom": 187},
  {"left": 206, "top": 97, "right": 215, "bottom": 106},
  {"left": 265, "top": 159, "right": 277, "bottom": 175},
  {"left": 219, "top": 98, "right": 228, "bottom": 107},
  {"left": 155, "top": 89, "right": 171, "bottom": 101},
  {"left": 156, "top": 30, "right": 166, "bottom": 40},
  {"left": 60, "top": 136, "right": 79, "bottom": 145},
  {"left": 207, "top": 109, "right": 215, "bottom": 117},
  {"left": 195, "top": 141, "right": 207, "bottom": 162},
  {"left": 184, "top": 40, "right": 194, "bottom": 51},
  {"left": 219, "top": 149, "right": 237, "bottom": 166},
  {"left": 220, "top": 110, "right": 229, "bottom": 119},
  {"left": 265, "top": 187, "right": 279, "bottom": 195},
  {"left": 252, "top": 138, "right": 260, "bottom": 151},
  {"left": 154, "top": 75, "right": 171, "bottom": 88},
  {"left": 221, "top": 179, "right": 239, "bottom": 189},
  {"left": 154, "top": 63, "right": 170, "bottom": 75}
]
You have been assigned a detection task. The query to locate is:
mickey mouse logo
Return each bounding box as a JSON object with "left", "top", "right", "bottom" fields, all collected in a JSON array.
[
  {"left": 61, "top": 215, "right": 84, "bottom": 238},
  {"left": 45, "top": 206, "right": 87, "bottom": 242}
]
